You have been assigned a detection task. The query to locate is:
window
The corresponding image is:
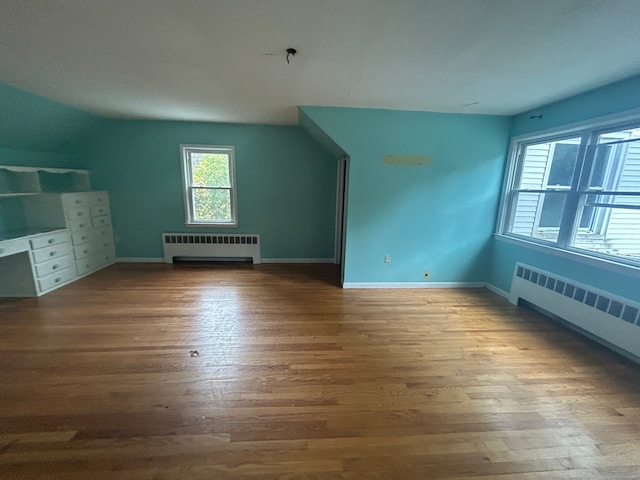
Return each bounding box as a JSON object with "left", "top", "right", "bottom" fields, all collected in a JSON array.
[
  {"left": 500, "top": 119, "right": 640, "bottom": 267},
  {"left": 180, "top": 144, "right": 237, "bottom": 226}
]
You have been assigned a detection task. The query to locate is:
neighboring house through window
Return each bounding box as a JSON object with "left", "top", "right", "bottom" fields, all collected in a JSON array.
[
  {"left": 180, "top": 144, "right": 237, "bottom": 226},
  {"left": 499, "top": 117, "right": 640, "bottom": 267}
]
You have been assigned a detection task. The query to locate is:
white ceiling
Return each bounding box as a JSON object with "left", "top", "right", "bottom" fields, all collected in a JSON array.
[{"left": 1, "top": 0, "right": 640, "bottom": 125}]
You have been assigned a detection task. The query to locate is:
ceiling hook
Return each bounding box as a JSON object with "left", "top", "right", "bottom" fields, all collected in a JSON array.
[{"left": 286, "top": 48, "right": 297, "bottom": 64}]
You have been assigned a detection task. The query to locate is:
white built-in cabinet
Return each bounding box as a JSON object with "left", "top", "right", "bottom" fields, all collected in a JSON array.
[{"left": 0, "top": 166, "right": 115, "bottom": 297}]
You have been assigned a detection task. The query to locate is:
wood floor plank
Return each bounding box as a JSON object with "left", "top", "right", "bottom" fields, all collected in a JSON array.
[{"left": 1, "top": 263, "right": 639, "bottom": 479}]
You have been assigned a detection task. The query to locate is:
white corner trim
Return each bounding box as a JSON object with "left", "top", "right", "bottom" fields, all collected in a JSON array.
[
  {"left": 261, "top": 258, "right": 334, "bottom": 264},
  {"left": 484, "top": 283, "right": 510, "bottom": 299},
  {"left": 116, "top": 257, "right": 164, "bottom": 263},
  {"left": 342, "top": 282, "right": 486, "bottom": 289}
]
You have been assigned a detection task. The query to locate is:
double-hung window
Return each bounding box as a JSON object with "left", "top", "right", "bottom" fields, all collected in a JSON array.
[
  {"left": 180, "top": 144, "right": 237, "bottom": 226},
  {"left": 499, "top": 119, "right": 640, "bottom": 267}
]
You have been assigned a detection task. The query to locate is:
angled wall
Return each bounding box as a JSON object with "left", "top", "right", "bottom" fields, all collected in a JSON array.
[
  {"left": 300, "top": 106, "right": 511, "bottom": 285},
  {"left": 0, "top": 82, "right": 99, "bottom": 168}
]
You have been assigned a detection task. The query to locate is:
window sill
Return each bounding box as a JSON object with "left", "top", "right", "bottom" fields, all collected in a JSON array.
[
  {"left": 494, "top": 234, "right": 640, "bottom": 280},
  {"left": 185, "top": 222, "right": 238, "bottom": 228}
]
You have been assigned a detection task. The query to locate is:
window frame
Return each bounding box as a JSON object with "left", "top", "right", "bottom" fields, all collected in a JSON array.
[
  {"left": 497, "top": 111, "right": 640, "bottom": 272},
  {"left": 180, "top": 144, "right": 238, "bottom": 227}
]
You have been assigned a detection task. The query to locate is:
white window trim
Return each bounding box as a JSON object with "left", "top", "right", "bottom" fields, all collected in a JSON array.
[
  {"left": 180, "top": 144, "right": 238, "bottom": 227},
  {"left": 496, "top": 108, "right": 640, "bottom": 275},
  {"left": 494, "top": 234, "right": 640, "bottom": 280}
]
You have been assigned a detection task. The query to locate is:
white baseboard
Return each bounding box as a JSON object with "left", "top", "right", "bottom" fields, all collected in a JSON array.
[
  {"left": 116, "top": 257, "right": 164, "bottom": 263},
  {"left": 261, "top": 258, "right": 334, "bottom": 264},
  {"left": 484, "top": 283, "right": 510, "bottom": 299},
  {"left": 116, "top": 257, "right": 334, "bottom": 264},
  {"left": 343, "top": 282, "right": 486, "bottom": 289}
]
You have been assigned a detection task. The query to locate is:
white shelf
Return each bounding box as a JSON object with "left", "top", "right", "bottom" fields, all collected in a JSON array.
[{"left": 0, "top": 165, "right": 90, "bottom": 196}]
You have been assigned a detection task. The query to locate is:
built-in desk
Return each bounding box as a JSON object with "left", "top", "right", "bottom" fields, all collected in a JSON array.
[
  {"left": 0, "top": 229, "right": 75, "bottom": 297},
  {"left": 0, "top": 166, "right": 115, "bottom": 297}
]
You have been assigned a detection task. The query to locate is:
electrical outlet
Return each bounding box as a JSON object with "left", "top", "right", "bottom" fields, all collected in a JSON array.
[
  {"left": 423, "top": 271, "right": 430, "bottom": 279},
  {"left": 384, "top": 255, "right": 390, "bottom": 263}
]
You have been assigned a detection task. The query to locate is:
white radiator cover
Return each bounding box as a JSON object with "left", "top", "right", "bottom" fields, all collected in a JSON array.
[
  {"left": 510, "top": 263, "right": 640, "bottom": 359},
  {"left": 162, "top": 233, "right": 261, "bottom": 264}
]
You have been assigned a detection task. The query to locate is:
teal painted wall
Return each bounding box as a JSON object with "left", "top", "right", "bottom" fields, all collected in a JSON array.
[
  {"left": 300, "top": 107, "right": 511, "bottom": 283},
  {"left": 510, "top": 75, "right": 640, "bottom": 138},
  {"left": 490, "top": 74, "right": 640, "bottom": 298},
  {"left": 0, "top": 82, "right": 99, "bottom": 235},
  {"left": 0, "top": 82, "right": 98, "bottom": 166},
  {"left": 298, "top": 109, "right": 345, "bottom": 159},
  {"left": 81, "top": 119, "right": 337, "bottom": 259}
]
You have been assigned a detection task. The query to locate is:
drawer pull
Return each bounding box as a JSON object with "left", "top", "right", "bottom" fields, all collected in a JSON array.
[
  {"left": 75, "top": 199, "right": 81, "bottom": 204},
  {"left": 83, "top": 249, "right": 89, "bottom": 254},
  {"left": 52, "top": 264, "right": 59, "bottom": 270},
  {"left": 54, "top": 277, "right": 61, "bottom": 283},
  {"left": 49, "top": 251, "right": 56, "bottom": 257},
  {"left": 48, "top": 238, "right": 55, "bottom": 244},
  {"left": 79, "top": 224, "right": 85, "bottom": 228},
  {"left": 77, "top": 212, "right": 84, "bottom": 217}
]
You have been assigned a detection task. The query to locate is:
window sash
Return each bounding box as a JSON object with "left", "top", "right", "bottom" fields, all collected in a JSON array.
[
  {"left": 180, "top": 145, "right": 237, "bottom": 226},
  {"left": 500, "top": 120, "right": 640, "bottom": 267}
]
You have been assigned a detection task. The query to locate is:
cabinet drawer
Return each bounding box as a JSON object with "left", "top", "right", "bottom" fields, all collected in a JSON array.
[
  {"left": 91, "top": 215, "right": 111, "bottom": 227},
  {"left": 74, "top": 239, "right": 114, "bottom": 261},
  {"left": 93, "top": 226, "right": 113, "bottom": 241},
  {"left": 37, "top": 267, "right": 74, "bottom": 293},
  {"left": 73, "top": 243, "right": 98, "bottom": 260},
  {"left": 95, "top": 238, "right": 114, "bottom": 252},
  {"left": 31, "top": 242, "right": 71, "bottom": 264},
  {"left": 88, "top": 192, "right": 108, "bottom": 206},
  {"left": 75, "top": 250, "right": 114, "bottom": 277},
  {"left": 71, "top": 230, "right": 94, "bottom": 246},
  {"left": 0, "top": 238, "right": 30, "bottom": 258},
  {"left": 65, "top": 206, "right": 91, "bottom": 221},
  {"left": 61, "top": 193, "right": 90, "bottom": 208},
  {"left": 67, "top": 218, "right": 92, "bottom": 232},
  {"left": 30, "top": 231, "right": 70, "bottom": 250},
  {"left": 34, "top": 254, "right": 73, "bottom": 278},
  {"left": 90, "top": 205, "right": 110, "bottom": 217}
]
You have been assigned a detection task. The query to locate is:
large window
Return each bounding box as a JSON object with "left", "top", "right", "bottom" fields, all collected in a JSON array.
[
  {"left": 500, "top": 119, "right": 640, "bottom": 267},
  {"left": 180, "top": 144, "right": 237, "bottom": 226}
]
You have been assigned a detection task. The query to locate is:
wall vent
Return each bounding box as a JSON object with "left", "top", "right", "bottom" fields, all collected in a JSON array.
[
  {"left": 510, "top": 263, "right": 640, "bottom": 358},
  {"left": 162, "top": 233, "right": 260, "bottom": 264}
]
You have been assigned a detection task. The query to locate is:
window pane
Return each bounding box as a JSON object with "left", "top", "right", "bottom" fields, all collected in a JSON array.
[
  {"left": 518, "top": 137, "right": 580, "bottom": 189},
  {"left": 191, "top": 153, "right": 230, "bottom": 187},
  {"left": 538, "top": 193, "right": 567, "bottom": 228},
  {"left": 508, "top": 192, "right": 563, "bottom": 242},
  {"left": 590, "top": 136, "right": 640, "bottom": 192},
  {"left": 572, "top": 203, "right": 640, "bottom": 261},
  {"left": 547, "top": 143, "right": 580, "bottom": 186},
  {"left": 193, "top": 188, "right": 232, "bottom": 222}
]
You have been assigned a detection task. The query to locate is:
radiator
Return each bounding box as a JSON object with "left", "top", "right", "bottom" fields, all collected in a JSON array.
[
  {"left": 162, "top": 233, "right": 261, "bottom": 264},
  {"left": 510, "top": 262, "right": 640, "bottom": 358}
]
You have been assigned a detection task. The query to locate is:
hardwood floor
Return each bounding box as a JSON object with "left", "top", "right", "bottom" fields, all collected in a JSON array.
[{"left": 1, "top": 263, "right": 639, "bottom": 479}]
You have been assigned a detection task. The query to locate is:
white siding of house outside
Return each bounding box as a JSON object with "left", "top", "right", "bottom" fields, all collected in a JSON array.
[
  {"left": 604, "top": 136, "right": 640, "bottom": 256},
  {"left": 511, "top": 143, "right": 551, "bottom": 236}
]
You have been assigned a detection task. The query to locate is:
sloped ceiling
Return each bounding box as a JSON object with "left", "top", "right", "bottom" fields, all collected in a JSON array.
[{"left": 1, "top": 0, "right": 639, "bottom": 125}]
